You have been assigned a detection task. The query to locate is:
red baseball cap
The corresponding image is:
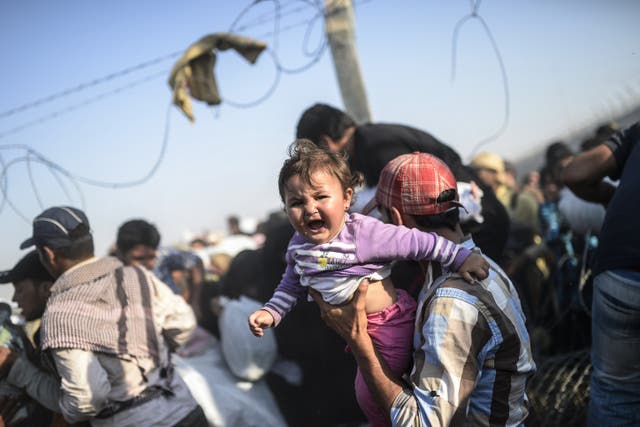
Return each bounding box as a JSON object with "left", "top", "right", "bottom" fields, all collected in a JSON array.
[{"left": 363, "top": 152, "right": 464, "bottom": 216}]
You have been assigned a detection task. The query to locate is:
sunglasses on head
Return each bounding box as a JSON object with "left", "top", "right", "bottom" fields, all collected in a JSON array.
[{"left": 436, "top": 189, "right": 457, "bottom": 203}]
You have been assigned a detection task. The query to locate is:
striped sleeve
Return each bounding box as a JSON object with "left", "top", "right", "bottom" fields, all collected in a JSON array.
[
  {"left": 353, "top": 215, "right": 472, "bottom": 269},
  {"left": 262, "top": 258, "right": 306, "bottom": 326}
]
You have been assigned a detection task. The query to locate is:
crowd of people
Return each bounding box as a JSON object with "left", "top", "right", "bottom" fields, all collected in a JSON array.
[{"left": 0, "top": 103, "right": 637, "bottom": 427}]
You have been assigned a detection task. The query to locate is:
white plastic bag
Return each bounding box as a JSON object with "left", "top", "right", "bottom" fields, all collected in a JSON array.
[{"left": 219, "top": 296, "right": 277, "bottom": 381}]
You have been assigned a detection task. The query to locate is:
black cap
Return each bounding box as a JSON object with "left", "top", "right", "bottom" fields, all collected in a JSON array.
[
  {"left": 0, "top": 251, "right": 54, "bottom": 284},
  {"left": 20, "top": 206, "right": 92, "bottom": 250}
]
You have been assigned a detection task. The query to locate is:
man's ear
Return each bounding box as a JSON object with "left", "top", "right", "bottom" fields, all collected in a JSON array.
[
  {"left": 390, "top": 207, "right": 420, "bottom": 229},
  {"left": 321, "top": 135, "right": 339, "bottom": 152},
  {"left": 322, "top": 127, "right": 355, "bottom": 153},
  {"left": 42, "top": 246, "right": 56, "bottom": 265},
  {"left": 38, "top": 281, "right": 53, "bottom": 299},
  {"left": 388, "top": 207, "right": 404, "bottom": 226},
  {"left": 114, "top": 248, "right": 127, "bottom": 263}
]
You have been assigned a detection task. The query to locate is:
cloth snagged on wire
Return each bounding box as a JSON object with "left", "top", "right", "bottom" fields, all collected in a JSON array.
[{"left": 168, "top": 32, "right": 267, "bottom": 121}]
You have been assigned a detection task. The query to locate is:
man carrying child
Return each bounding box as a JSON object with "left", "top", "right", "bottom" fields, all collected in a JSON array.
[{"left": 313, "top": 152, "right": 535, "bottom": 426}]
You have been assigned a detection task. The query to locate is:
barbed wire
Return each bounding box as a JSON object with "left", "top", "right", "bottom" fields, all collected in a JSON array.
[
  {"left": 0, "top": 154, "right": 7, "bottom": 216},
  {"left": 0, "top": 0, "right": 350, "bottom": 128},
  {"left": 0, "top": 151, "right": 87, "bottom": 220},
  {"left": 0, "top": 69, "right": 168, "bottom": 140},
  {"left": 0, "top": 102, "right": 172, "bottom": 220},
  {"left": 0, "top": 0, "right": 374, "bottom": 222},
  {"left": 230, "top": 0, "right": 286, "bottom": 35},
  {"left": 0, "top": 154, "right": 85, "bottom": 222},
  {"left": 451, "top": 0, "right": 511, "bottom": 157},
  {"left": 0, "top": 0, "right": 348, "bottom": 123},
  {"left": 26, "top": 153, "right": 44, "bottom": 210},
  {"left": 527, "top": 350, "right": 591, "bottom": 426},
  {"left": 0, "top": 51, "right": 182, "bottom": 121},
  {"left": 222, "top": 0, "right": 329, "bottom": 107}
]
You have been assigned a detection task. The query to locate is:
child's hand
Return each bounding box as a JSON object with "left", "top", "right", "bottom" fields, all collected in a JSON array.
[
  {"left": 248, "top": 309, "right": 275, "bottom": 337},
  {"left": 457, "top": 253, "right": 490, "bottom": 283}
]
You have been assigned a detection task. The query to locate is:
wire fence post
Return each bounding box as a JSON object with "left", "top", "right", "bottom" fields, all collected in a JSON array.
[{"left": 324, "top": 0, "right": 371, "bottom": 124}]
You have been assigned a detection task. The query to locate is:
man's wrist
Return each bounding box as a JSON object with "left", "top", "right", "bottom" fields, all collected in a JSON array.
[{"left": 349, "top": 329, "right": 375, "bottom": 358}]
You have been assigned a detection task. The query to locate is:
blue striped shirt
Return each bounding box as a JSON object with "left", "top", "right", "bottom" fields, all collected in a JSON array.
[{"left": 391, "top": 238, "right": 536, "bottom": 426}]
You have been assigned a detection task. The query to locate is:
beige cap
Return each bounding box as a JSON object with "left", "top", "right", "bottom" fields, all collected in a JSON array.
[
  {"left": 471, "top": 152, "right": 505, "bottom": 172},
  {"left": 471, "top": 152, "right": 506, "bottom": 184}
]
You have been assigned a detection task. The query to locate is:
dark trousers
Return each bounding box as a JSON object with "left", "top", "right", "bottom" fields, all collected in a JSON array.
[{"left": 173, "top": 405, "right": 208, "bottom": 427}]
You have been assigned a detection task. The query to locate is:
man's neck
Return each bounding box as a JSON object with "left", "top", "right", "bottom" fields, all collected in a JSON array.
[
  {"left": 399, "top": 212, "right": 464, "bottom": 245},
  {"left": 416, "top": 224, "right": 463, "bottom": 274},
  {"left": 58, "top": 255, "right": 95, "bottom": 277},
  {"left": 429, "top": 224, "right": 463, "bottom": 244}
]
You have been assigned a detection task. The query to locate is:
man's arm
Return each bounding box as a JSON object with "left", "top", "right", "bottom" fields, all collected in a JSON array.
[
  {"left": 1, "top": 346, "right": 111, "bottom": 422},
  {"left": 0, "top": 397, "right": 19, "bottom": 427},
  {"left": 312, "top": 280, "right": 493, "bottom": 426},
  {"left": 151, "top": 272, "right": 197, "bottom": 348},
  {"left": 52, "top": 349, "right": 110, "bottom": 423},
  {"left": 310, "top": 283, "right": 405, "bottom": 421},
  {"left": 563, "top": 144, "right": 617, "bottom": 206},
  {"left": 355, "top": 216, "right": 473, "bottom": 271},
  {"left": 2, "top": 350, "right": 62, "bottom": 413}
]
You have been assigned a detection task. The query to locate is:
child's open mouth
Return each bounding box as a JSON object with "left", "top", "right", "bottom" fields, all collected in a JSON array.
[{"left": 307, "top": 220, "right": 325, "bottom": 231}]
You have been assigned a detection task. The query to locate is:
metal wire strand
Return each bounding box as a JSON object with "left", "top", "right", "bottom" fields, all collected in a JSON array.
[{"left": 450, "top": 1, "right": 510, "bottom": 157}]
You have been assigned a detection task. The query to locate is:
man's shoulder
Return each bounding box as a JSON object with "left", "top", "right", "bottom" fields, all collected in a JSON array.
[
  {"left": 95, "top": 258, "right": 149, "bottom": 281},
  {"left": 430, "top": 275, "right": 485, "bottom": 306},
  {"left": 435, "top": 265, "right": 525, "bottom": 321},
  {"left": 436, "top": 275, "right": 477, "bottom": 291},
  {"left": 432, "top": 265, "right": 513, "bottom": 306},
  {"left": 356, "top": 122, "right": 437, "bottom": 143},
  {"left": 53, "top": 257, "right": 121, "bottom": 289}
]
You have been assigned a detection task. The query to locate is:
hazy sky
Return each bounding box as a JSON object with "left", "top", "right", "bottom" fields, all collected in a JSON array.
[{"left": 1, "top": 0, "right": 639, "bottom": 269}]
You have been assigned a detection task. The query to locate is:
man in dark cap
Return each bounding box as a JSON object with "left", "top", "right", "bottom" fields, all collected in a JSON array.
[
  {"left": 0, "top": 251, "right": 57, "bottom": 426},
  {"left": 0, "top": 251, "right": 54, "bottom": 343},
  {"left": 0, "top": 206, "right": 207, "bottom": 427}
]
